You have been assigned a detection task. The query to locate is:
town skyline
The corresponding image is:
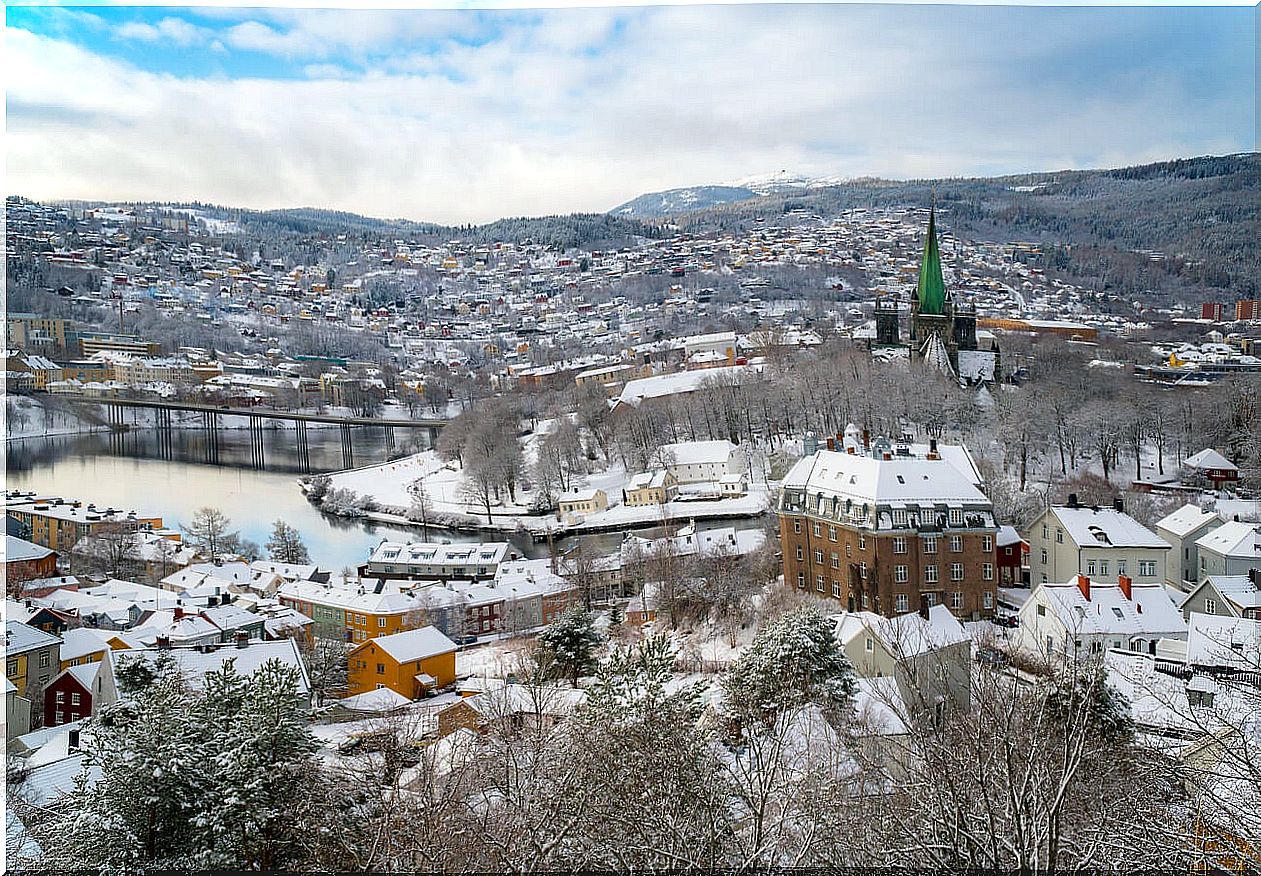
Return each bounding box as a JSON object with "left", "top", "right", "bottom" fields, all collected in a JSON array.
[{"left": 8, "top": 4, "right": 1255, "bottom": 224}]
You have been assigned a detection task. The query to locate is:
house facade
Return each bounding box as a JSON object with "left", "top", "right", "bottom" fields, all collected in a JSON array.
[
  {"left": 1155, "top": 504, "right": 1224, "bottom": 589},
  {"left": 779, "top": 430, "right": 998, "bottom": 619},
  {"left": 346, "top": 626, "right": 457, "bottom": 699},
  {"left": 1195, "top": 521, "right": 1261, "bottom": 579},
  {"left": 1027, "top": 499, "right": 1171, "bottom": 588}
]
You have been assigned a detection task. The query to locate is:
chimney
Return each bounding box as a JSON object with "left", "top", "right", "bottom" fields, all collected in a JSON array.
[
  {"left": 173, "top": 606, "right": 184, "bottom": 620},
  {"left": 826, "top": 436, "right": 835, "bottom": 451},
  {"left": 235, "top": 630, "right": 249, "bottom": 649},
  {"left": 1113, "top": 497, "right": 1124, "bottom": 513},
  {"left": 927, "top": 438, "right": 940, "bottom": 460},
  {"left": 862, "top": 428, "right": 871, "bottom": 449},
  {"left": 918, "top": 596, "right": 931, "bottom": 620},
  {"left": 1248, "top": 568, "right": 1258, "bottom": 585},
  {"left": 1077, "top": 575, "right": 1091, "bottom": 602},
  {"left": 1118, "top": 574, "right": 1132, "bottom": 601},
  {"left": 847, "top": 446, "right": 855, "bottom": 455},
  {"left": 156, "top": 635, "right": 170, "bottom": 650},
  {"left": 1067, "top": 493, "right": 1079, "bottom": 509}
]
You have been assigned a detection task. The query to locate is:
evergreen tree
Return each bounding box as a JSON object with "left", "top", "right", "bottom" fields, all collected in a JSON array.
[
  {"left": 722, "top": 605, "right": 855, "bottom": 730},
  {"left": 536, "top": 604, "right": 603, "bottom": 687}
]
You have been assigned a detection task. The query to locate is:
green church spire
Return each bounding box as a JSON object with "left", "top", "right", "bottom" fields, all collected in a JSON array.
[{"left": 917, "top": 207, "right": 947, "bottom": 316}]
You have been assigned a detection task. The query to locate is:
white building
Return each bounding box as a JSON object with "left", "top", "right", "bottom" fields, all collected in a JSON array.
[
  {"left": 1194, "top": 520, "right": 1261, "bottom": 579},
  {"left": 1154, "top": 503, "right": 1224, "bottom": 589},
  {"left": 659, "top": 440, "right": 744, "bottom": 485},
  {"left": 363, "top": 541, "right": 510, "bottom": 581},
  {"left": 1013, "top": 573, "right": 1187, "bottom": 660},
  {"left": 1026, "top": 500, "right": 1171, "bottom": 587}
]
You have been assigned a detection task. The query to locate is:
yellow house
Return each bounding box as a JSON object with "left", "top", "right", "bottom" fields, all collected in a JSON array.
[
  {"left": 622, "top": 470, "right": 678, "bottom": 507},
  {"left": 558, "top": 488, "right": 609, "bottom": 518},
  {"left": 58, "top": 628, "right": 135, "bottom": 671},
  {"left": 346, "top": 626, "right": 457, "bottom": 699}
]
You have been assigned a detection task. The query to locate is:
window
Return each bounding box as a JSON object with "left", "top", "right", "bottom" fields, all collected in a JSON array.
[
  {"left": 832, "top": 580, "right": 841, "bottom": 598},
  {"left": 949, "top": 509, "right": 964, "bottom": 526},
  {"left": 893, "top": 537, "right": 907, "bottom": 555},
  {"left": 1055, "top": 529, "right": 1063, "bottom": 544},
  {"left": 814, "top": 549, "right": 824, "bottom": 564},
  {"left": 859, "top": 562, "right": 868, "bottom": 579},
  {"left": 816, "top": 575, "right": 825, "bottom": 593},
  {"left": 950, "top": 563, "right": 964, "bottom": 582},
  {"left": 895, "top": 594, "right": 909, "bottom": 612},
  {"left": 893, "top": 509, "right": 908, "bottom": 526},
  {"left": 862, "top": 593, "right": 870, "bottom": 609},
  {"left": 923, "top": 536, "right": 937, "bottom": 554},
  {"left": 1117, "top": 560, "right": 1127, "bottom": 575},
  {"left": 55, "top": 710, "right": 64, "bottom": 723},
  {"left": 983, "top": 563, "right": 994, "bottom": 581},
  {"left": 894, "top": 565, "right": 909, "bottom": 583},
  {"left": 377, "top": 617, "right": 386, "bottom": 628},
  {"left": 70, "top": 712, "right": 80, "bottom": 721},
  {"left": 376, "top": 663, "right": 385, "bottom": 674},
  {"left": 924, "top": 592, "right": 938, "bottom": 607},
  {"left": 1139, "top": 560, "right": 1157, "bottom": 577},
  {"left": 1042, "top": 524, "right": 1049, "bottom": 539},
  {"left": 858, "top": 535, "right": 866, "bottom": 551},
  {"left": 70, "top": 693, "right": 80, "bottom": 706},
  {"left": 1037, "top": 603, "right": 1047, "bottom": 616},
  {"left": 793, "top": 519, "right": 801, "bottom": 534},
  {"left": 813, "top": 522, "right": 822, "bottom": 537},
  {"left": 983, "top": 591, "right": 994, "bottom": 610},
  {"left": 56, "top": 691, "right": 65, "bottom": 704},
  {"left": 845, "top": 543, "right": 852, "bottom": 557},
  {"left": 1040, "top": 549, "right": 1048, "bottom": 564},
  {"left": 830, "top": 553, "right": 840, "bottom": 569},
  {"left": 864, "top": 636, "right": 874, "bottom": 652},
  {"left": 1086, "top": 559, "right": 1096, "bottom": 575},
  {"left": 5, "top": 660, "right": 15, "bottom": 676},
  {"left": 39, "top": 653, "right": 50, "bottom": 669},
  {"left": 1205, "top": 598, "right": 1217, "bottom": 615},
  {"left": 949, "top": 535, "right": 963, "bottom": 553},
  {"left": 924, "top": 565, "right": 938, "bottom": 583},
  {"left": 1099, "top": 560, "right": 1109, "bottom": 577},
  {"left": 951, "top": 592, "right": 963, "bottom": 609},
  {"left": 796, "top": 573, "right": 806, "bottom": 589},
  {"left": 982, "top": 535, "right": 993, "bottom": 553},
  {"left": 828, "top": 525, "right": 837, "bottom": 542},
  {"left": 796, "top": 546, "right": 804, "bottom": 561}
]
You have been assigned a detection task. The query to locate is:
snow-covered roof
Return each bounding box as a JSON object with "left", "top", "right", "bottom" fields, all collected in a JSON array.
[
  {"left": 996, "top": 524, "right": 1024, "bottom": 547},
  {"left": 1154, "top": 503, "right": 1222, "bottom": 539},
  {"left": 783, "top": 446, "right": 990, "bottom": 508},
  {"left": 5, "top": 535, "right": 53, "bottom": 562},
  {"left": 57, "top": 627, "right": 138, "bottom": 662},
  {"left": 1195, "top": 520, "right": 1261, "bottom": 559},
  {"left": 1184, "top": 448, "right": 1237, "bottom": 472},
  {"left": 109, "top": 639, "right": 310, "bottom": 694},
  {"left": 661, "top": 439, "right": 738, "bottom": 466},
  {"left": 1034, "top": 576, "right": 1187, "bottom": 638},
  {"left": 5, "top": 620, "right": 62, "bottom": 655},
  {"left": 357, "top": 625, "right": 456, "bottom": 663},
  {"left": 1186, "top": 613, "right": 1261, "bottom": 670},
  {"left": 338, "top": 687, "right": 413, "bottom": 712},
  {"left": 616, "top": 364, "right": 759, "bottom": 407},
  {"left": 1051, "top": 506, "right": 1170, "bottom": 550}
]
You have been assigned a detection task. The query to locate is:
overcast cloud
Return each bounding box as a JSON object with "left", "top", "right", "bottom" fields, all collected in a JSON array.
[{"left": 6, "top": 5, "right": 1255, "bottom": 224}]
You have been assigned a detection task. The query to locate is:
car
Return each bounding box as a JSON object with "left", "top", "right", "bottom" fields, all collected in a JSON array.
[
  {"left": 993, "top": 614, "right": 1020, "bottom": 628},
  {"left": 976, "top": 647, "right": 1009, "bottom": 667}
]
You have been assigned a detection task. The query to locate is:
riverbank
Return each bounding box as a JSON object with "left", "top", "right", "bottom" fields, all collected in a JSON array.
[{"left": 302, "top": 450, "right": 774, "bottom": 540}]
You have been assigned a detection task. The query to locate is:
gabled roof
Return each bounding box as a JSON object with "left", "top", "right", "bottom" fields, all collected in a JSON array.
[
  {"left": 355, "top": 625, "right": 456, "bottom": 663},
  {"left": 1195, "top": 520, "right": 1261, "bottom": 559},
  {"left": 1184, "top": 448, "right": 1237, "bottom": 472},
  {"left": 4, "top": 536, "right": 54, "bottom": 563},
  {"left": 5, "top": 620, "right": 62, "bottom": 655},
  {"left": 1154, "top": 503, "right": 1222, "bottom": 539},
  {"left": 1050, "top": 506, "right": 1170, "bottom": 550},
  {"left": 1031, "top": 576, "right": 1187, "bottom": 638}
]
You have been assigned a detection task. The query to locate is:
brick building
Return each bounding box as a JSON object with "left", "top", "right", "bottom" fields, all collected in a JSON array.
[{"left": 778, "top": 427, "right": 998, "bottom": 619}]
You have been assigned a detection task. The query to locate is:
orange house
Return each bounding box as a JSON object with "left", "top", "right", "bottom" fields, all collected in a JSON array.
[{"left": 347, "top": 626, "right": 457, "bottom": 700}]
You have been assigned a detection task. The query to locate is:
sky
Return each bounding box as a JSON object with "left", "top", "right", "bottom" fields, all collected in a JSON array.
[{"left": 6, "top": 3, "right": 1256, "bottom": 225}]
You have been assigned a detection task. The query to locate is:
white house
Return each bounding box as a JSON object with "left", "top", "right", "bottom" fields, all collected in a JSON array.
[
  {"left": 1179, "top": 571, "right": 1261, "bottom": 620},
  {"left": 1026, "top": 500, "right": 1171, "bottom": 587},
  {"left": 1154, "top": 503, "right": 1223, "bottom": 589},
  {"left": 659, "top": 440, "right": 744, "bottom": 485},
  {"left": 1194, "top": 520, "right": 1261, "bottom": 579},
  {"left": 1013, "top": 574, "right": 1187, "bottom": 660}
]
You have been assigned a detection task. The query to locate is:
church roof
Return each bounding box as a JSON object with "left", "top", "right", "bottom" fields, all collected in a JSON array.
[{"left": 917, "top": 208, "right": 948, "bottom": 316}]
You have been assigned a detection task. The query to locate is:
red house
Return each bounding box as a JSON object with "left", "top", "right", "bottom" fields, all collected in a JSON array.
[
  {"left": 5, "top": 536, "right": 58, "bottom": 587},
  {"left": 43, "top": 663, "right": 102, "bottom": 727},
  {"left": 996, "top": 525, "right": 1030, "bottom": 587}
]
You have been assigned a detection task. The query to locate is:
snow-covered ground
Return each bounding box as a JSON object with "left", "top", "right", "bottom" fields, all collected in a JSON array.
[{"left": 5, "top": 396, "right": 104, "bottom": 440}]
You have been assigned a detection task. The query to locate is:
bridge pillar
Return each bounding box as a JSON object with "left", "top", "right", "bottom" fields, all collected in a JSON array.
[
  {"left": 340, "top": 423, "right": 354, "bottom": 469},
  {"left": 296, "top": 420, "right": 310, "bottom": 472},
  {"left": 249, "top": 415, "right": 266, "bottom": 468}
]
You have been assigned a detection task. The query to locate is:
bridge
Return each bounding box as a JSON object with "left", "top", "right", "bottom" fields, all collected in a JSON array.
[{"left": 59, "top": 393, "right": 449, "bottom": 471}]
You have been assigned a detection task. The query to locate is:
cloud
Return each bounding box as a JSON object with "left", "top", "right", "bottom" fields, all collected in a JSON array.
[
  {"left": 116, "top": 16, "right": 212, "bottom": 47},
  {"left": 6, "top": 6, "right": 1254, "bottom": 225}
]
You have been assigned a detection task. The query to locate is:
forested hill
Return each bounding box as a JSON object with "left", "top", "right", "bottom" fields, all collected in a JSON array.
[{"left": 652, "top": 153, "right": 1260, "bottom": 298}]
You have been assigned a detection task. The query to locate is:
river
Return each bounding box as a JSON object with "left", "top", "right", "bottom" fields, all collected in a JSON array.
[{"left": 6, "top": 426, "right": 767, "bottom": 571}]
